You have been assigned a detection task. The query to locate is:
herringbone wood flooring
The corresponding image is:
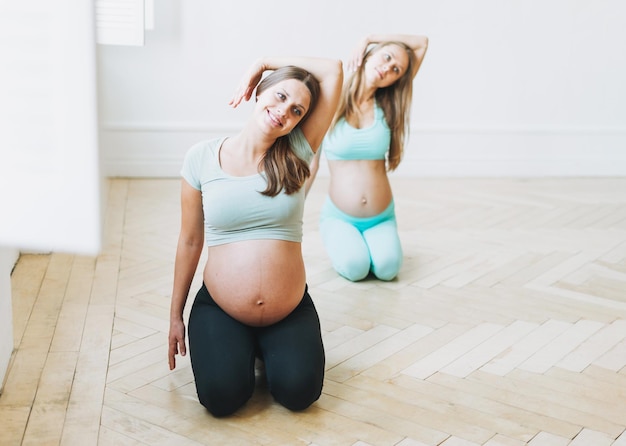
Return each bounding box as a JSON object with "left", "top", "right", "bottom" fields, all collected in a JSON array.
[{"left": 2, "top": 177, "right": 626, "bottom": 445}]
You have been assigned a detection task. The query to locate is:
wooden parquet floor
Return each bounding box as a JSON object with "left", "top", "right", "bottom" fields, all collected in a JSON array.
[{"left": 2, "top": 177, "right": 626, "bottom": 446}]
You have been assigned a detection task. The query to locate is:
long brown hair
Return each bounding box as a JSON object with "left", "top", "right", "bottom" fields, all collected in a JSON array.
[
  {"left": 255, "top": 66, "right": 320, "bottom": 196},
  {"left": 332, "top": 42, "right": 416, "bottom": 171}
]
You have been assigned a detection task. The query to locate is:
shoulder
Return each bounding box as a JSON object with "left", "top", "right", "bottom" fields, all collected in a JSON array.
[
  {"left": 185, "top": 137, "right": 222, "bottom": 158},
  {"left": 183, "top": 137, "right": 224, "bottom": 168},
  {"left": 181, "top": 137, "right": 224, "bottom": 189}
]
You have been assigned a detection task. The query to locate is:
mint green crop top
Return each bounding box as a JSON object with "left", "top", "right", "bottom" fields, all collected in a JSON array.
[
  {"left": 323, "top": 102, "right": 391, "bottom": 161},
  {"left": 181, "top": 128, "right": 314, "bottom": 246}
]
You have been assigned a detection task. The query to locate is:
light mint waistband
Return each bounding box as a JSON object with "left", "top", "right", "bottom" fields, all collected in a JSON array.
[{"left": 320, "top": 197, "right": 396, "bottom": 232}]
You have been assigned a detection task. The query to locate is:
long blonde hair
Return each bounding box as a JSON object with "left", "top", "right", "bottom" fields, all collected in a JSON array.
[
  {"left": 332, "top": 42, "right": 416, "bottom": 171},
  {"left": 256, "top": 66, "right": 320, "bottom": 196}
]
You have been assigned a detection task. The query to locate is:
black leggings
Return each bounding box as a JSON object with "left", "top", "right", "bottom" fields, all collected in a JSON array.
[{"left": 188, "top": 283, "right": 325, "bottom": 417}]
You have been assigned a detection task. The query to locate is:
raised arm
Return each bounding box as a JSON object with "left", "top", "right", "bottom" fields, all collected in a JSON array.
[
  {"left": 230, "top": 56, "right": 343, "bottom": 153},
  {"left": 349, "top": 33, "right": 429, "bottom": 78}
]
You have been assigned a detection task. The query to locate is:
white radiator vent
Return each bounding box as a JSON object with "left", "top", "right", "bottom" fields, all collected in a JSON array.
[{"left": 95, "top": 0, "right": 146, "bottom": 46}]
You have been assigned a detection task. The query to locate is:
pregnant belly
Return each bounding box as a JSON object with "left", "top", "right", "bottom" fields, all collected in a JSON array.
[
  {"left": 328, "top": 160, "right": 392, "bottom": 217},
  {"left": 203, "top": 240, "right": 306, "bottom": 326}
]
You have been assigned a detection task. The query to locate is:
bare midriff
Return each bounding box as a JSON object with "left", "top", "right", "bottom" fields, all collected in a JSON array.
[
  {"left": 203, "top": 239, "right": 306, "bottom": 327},
  {"left": 327, "top": 159, "right": 392, "bottom": 217}
]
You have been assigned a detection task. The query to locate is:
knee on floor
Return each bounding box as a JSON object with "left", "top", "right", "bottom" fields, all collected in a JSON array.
[
  {"left": 196, "top": 381, "right": 253, "bottom": 417},
  {"left": 335, "top": 256, "right": 370, "bottom": 282},
  {"left": 371, "top": 256, "right": 402, "bottom": 281},
  {"left": 269, "top": 374, "right": 323, "bottom": 412}
]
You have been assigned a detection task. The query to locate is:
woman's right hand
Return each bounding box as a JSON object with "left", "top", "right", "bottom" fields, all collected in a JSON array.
[{"left": 168, "top": 317, "right": 187, "bottom": 370}]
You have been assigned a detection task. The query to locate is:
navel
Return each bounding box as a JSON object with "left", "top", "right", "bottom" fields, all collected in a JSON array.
[
  {"left": 256, "top": 300, "right": 264, "bottom": 306},
  {"left": 361, "top": 196, "right": 368, "bottom": 205}
]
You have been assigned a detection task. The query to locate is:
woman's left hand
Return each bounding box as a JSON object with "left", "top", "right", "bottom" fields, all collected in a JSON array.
[
  {"left": 229, "top": 59, "right": 266, "bottom": 108},
  {"left": 347, "top": 38, "right": 370, "bottom": 72}
]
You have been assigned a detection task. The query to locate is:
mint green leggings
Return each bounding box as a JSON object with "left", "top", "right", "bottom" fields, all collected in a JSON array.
[{"left": 319, "top": 197, "right": 402, "bottom": 281}]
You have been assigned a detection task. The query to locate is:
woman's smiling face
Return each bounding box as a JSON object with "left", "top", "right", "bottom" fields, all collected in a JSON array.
[{"left": 256, "top": 78, "right": 311, "bottom": 136}]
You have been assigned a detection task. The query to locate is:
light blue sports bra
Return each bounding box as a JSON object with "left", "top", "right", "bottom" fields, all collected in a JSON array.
[{"left": 323, "top": 103, "right": 391, "bottom": 161}]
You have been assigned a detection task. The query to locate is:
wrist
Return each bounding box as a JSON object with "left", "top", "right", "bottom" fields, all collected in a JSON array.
[
  {"left": 255, "top": 57, "right": 271, "bottom": 73},
  {"left": 170, "top": 308, "right": 184, "bottom": 322},
  {"left": 170, "top": 317, "right": 184, "bottom": 328}
]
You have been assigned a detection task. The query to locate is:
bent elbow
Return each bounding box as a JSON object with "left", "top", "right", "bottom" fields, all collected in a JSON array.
[{"left": 179, "top": 233, "right": 204, "bottom": 253}]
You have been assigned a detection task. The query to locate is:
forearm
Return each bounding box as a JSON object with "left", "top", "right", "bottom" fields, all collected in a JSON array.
[
  {"left": 362, "top": 33, "right": 428, "bottom": 51},
  {"left": 257, "top": 56, "right": 342, "bottom": 86},
  {"left": 230, "top": 56, "right": 342, "bottom": 111},
  {"left": 170, "top": 241, "right": 203, "bottom": 320}
]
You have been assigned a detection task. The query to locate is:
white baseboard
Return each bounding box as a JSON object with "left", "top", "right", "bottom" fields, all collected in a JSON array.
[{"left": 100, "top": 123, "right": 626, "bottom": 178}]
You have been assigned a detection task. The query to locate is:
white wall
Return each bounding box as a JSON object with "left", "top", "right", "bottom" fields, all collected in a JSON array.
[
  {"left": 98, "top": 0, "right": 626, "bottom": 177},
  {"left": 0, "top": 248, "right": 18, "bottom": 392}
]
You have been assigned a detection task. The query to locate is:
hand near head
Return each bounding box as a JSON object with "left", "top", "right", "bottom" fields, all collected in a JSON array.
[
  {"left": 347, "top": 38, "right": 370, "bottom": 72},
  {"left": 229, "top": 59, "right": 267, "bottom": 108}
]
